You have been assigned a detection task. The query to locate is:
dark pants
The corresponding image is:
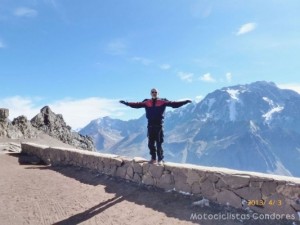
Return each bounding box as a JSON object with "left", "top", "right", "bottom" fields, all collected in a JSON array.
[{"left": 147, "top": 126, "right": 164, "bottom": 161}]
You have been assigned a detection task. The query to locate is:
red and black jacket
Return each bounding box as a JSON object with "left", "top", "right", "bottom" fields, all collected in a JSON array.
[{"left": 125, "top": 98, "right": 189, "bottom": 126}]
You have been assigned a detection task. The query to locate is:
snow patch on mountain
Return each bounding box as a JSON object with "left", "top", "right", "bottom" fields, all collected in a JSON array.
[
  {"left": 225, "top": 89, "right": 244, "bottom": 121},
  {"left": 226, "top": 89, "right": 240, "bottom": 100},
  {"left": 262, "top": 97, "right": 284, "bottom": 122},
  {"left": 262, "top": 97, "right": 273, "bottom": 105},
  {"left": 96, "top": 118, "right": 103, "bottom": 125},
  {"left": 263, "top": 106, "right": 284, "bottom": 122},
  {"left": 268, "top": 160, "right": 293, "bottom": 177},
  {"left": 207, "top": 98, "right": 216, "bottom": 112},
  {"left": 228, "top": 101, "right": 237, "bottom": 121},
  {"left": 201, "top": 113, "right": 212, "bottom": 122},
  {"left": 249, "top": 120, "right": 259, "bottom": 133},
  {"left": 181, "top": 147, "right": 188, "bottom": 163}
]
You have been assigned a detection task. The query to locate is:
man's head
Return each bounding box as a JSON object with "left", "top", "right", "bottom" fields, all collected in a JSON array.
[{"left": 150, "top": 88, "right": 158, "bottom": 99}]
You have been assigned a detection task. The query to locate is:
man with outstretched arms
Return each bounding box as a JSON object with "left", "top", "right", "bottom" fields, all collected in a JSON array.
[{"left": 120, "top": 88, "right": 191, "bottom": 165}]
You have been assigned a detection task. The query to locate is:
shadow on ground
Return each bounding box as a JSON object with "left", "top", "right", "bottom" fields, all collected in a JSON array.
[{"left": 52, "top": 195, "right": 125, "bottom": 225}]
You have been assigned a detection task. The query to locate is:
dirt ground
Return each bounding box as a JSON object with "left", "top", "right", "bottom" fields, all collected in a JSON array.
[{"left": 0, "top": 141, "right": 298, "bottom": 225}]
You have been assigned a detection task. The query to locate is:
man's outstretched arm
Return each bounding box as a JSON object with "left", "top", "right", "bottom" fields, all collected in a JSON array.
[
  {"left": 165, "top": 99, "right": 192, "bottom": 108},
  {"left": 119, "top": 100, "right": 146, "bottom": 108}
]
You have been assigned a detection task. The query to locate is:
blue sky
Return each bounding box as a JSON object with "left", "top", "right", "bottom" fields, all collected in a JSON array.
[{"left": 1, "top": 0, "right": 300, "bottom": 129}]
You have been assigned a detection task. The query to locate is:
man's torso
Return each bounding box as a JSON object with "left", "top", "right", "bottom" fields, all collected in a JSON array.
[{"left": 143, "top": 98, "right": 168, "bottom": 126}]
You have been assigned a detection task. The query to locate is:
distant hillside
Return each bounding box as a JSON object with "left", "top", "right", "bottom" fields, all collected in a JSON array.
[{"left": 80, "top": 81, "right": 300, "bottom": 177}]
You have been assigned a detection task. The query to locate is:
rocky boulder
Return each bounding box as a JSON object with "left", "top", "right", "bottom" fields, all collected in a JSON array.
[
  {"left": 31, "top": 106, "right": 95, "bottom": 151},
  {"left": 0, "top": 108, "right": 9, "bottom": 122},
  {"left": 0, "top": 109, "right": 25, "bottom": 139},
  {"left": 0, "top": 120, "right": 22, "bottom": 139},
  {"left": 0, "top": 107, "right": 95, "bottom": 151},
  {"left": 12, "top": 116, "right": 38, "bottom": 138}
]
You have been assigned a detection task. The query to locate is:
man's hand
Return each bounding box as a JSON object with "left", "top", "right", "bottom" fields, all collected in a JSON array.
[
  {"left": 119, "top": 100, "right": 128, "bottom": 105},
  {"left": 185, "top": 100, "right": 192, "bottom": 104}
]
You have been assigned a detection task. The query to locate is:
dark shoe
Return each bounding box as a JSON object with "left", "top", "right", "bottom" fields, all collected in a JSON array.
[{"left": 149, "top": 159, "right": 157, "bottom": 164}]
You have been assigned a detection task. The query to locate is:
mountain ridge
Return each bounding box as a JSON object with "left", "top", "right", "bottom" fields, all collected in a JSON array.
[{"left": 80, "top": 81, "right": 300, "bottom": 177}]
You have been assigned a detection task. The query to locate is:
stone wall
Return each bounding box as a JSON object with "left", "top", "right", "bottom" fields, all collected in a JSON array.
[{"left": 21, "top": 142, "right": 300, "bottom": 219}]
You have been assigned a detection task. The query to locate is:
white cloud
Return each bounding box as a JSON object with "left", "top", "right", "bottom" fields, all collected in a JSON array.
[
  {"left": 0, "top": 96, "right": 41, "bottom": 121},
  {"left": 178, "top": 71, "right": 194, "bottom": 82},
  {"left": 160, "top": 64, "right": 171, "bottom": 70},
  {"left": 199, "top": 73, "right": 216, "bottom": 82},
  {"left": 131, "top": 56, "right": 153, "bottom": 66},
  {"left": 13, "top": 7, "right": 38, "bottom": 18},
  {"left": 49, "top": 98, "right": 124, "bottom": 129},
  {"left": 278, "top": 83, "right": 300, "bottom": 94},
  {"left": 106, "top": 39, "right": 127, "bottom": 55},
  {"left": 226, "top": 72, "right": 232, "bottom": 82},
  {"left": 0, "top": 96, "right": 127, "bottom": 130},
  {"left": 236, "top": 22, "right": 256, "bottom": 36}
]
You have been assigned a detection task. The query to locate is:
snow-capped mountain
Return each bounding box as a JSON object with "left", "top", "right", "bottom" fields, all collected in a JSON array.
[
  {"left": 80, "top": 81, "right": 300, "bottom": 177},
  {"left": 80, "top": 116, "right": 147, "bottom": 156}
]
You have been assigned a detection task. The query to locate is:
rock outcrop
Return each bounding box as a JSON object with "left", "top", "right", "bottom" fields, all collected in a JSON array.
[
  {"left": 0, "top": 107, "right": 95, "bottom": 151},
  {"left": 0, "top": 108, "right": 9, "bottom": 121},
  {"left": 0, "top": 108, "right": 34, "bottom": 139},
  {"left": 12, "top": 116, "right": 38, "bottom": 138},
  {"left": 31, "top": 106, "right": 95, "bottom": 151}
]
